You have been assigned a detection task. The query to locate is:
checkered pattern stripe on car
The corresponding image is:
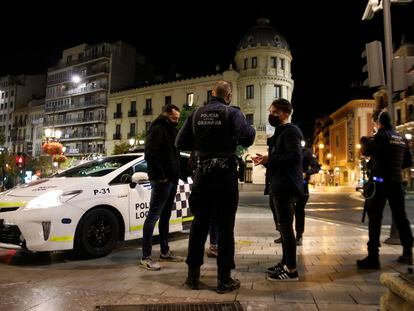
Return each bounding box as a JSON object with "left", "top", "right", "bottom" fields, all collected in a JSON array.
[{"left": 173, "top": 177, "right": 193, "bottom": 218}]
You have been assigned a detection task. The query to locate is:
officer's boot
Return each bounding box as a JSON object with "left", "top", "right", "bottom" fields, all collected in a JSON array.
[
  {"left": 397, "top": 247, "right": 413, "bottom": 265},
  {"left": 217, "top": 269, "right": 240, "bottom": 294},
  {"left": 185, "top": 266, "right": 200, "bottom": 290},
  {"left": 356, "top": 248, "right": 380, "bottom": 269}
]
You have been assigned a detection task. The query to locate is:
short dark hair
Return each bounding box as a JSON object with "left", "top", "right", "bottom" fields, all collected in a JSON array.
[
  {"left": 270, "top": 98, "right": 293, "bottom": 114},
  {"left": 378, "top": 110, "right": 392, "bottom": 128},
  {"left": 213, "top": 80, "right": 232, "bottom": 99},
  {"left": 162, "top": 104, "right": 180, "bottom": 113}
]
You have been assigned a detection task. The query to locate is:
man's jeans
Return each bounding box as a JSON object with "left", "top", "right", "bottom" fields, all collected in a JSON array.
[
  {"left": 142, "top": 180, "right": 177, "bottom": 258},
  {"left": 270, "top": 192, "right": 297, "bottom": 269}
]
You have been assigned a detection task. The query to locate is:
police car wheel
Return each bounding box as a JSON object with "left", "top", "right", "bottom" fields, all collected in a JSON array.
[{"left": 75, "top": 208, "right": 119, "bottom": 258}]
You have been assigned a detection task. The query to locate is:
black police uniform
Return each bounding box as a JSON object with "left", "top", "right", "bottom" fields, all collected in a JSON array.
[
  {"left": 359, "top": 126, "right": 413, "bottom": 267},
  {"left": 176, "top": 97, "right": 255, "bottom": 290}
]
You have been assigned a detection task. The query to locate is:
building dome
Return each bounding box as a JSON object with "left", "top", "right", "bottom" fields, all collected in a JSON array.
[{"left": 237, "top": 18, "right": 289, "bottom": 51}]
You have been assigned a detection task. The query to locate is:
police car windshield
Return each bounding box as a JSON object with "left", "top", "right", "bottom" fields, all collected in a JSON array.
[{"left": 55, "top": 155, "right": 138, "bottom": 177}]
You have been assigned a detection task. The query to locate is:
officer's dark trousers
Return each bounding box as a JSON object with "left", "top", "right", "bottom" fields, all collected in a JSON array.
[
  {"left": 294, "top": 182, "right": 309, "bottom": 238},
  {"left": 366, "top": 181, "right": 413, "bottom": 254},
  {"left": 270, "top": 192, "right": 297, "bottom": 269},
  {"left": 186, "top": 168, "right": 239, "bottom": 273}
]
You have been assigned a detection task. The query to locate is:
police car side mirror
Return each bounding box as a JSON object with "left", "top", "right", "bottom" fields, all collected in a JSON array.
[{"left": 130, "top": 172, "right": 149, "bottom": 188}]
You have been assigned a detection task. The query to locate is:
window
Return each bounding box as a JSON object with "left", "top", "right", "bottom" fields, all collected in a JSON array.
[
  {"left": 280, "top": 58, "right": 285, "bottom": 70},
  {"left": 145, "top": 99, "right": 152, "bottom": 110},
  {"left": 336, "top": 135, "right": 339, "bottom": 147},
  {"left": 116, "top": 103, "right": 122, "bottom": 113},
  {"left": 165, "top": 96, "right": 172, "bottom": 106},
  {"left": 207, "top": 90, "right": 213, "bottom": 102},
  {"left": 1, "top": 93, "right": 3, "bottom": 99},
  {"left": 244, "top": 58, "right": 248, "bottom": 70},
  {"left": 145, "top": 121, "right": 151, "bottom": 132},
  {"left": 186, "top": 93, "right": 194, "bottom": 106},
  {"left": 66, "top": 55, "right": 72, "bottom": 64},
  {"left": 10, "top": 90, "right": 14, "bottom": 97},
  {"left": 252, "top": 57, "right": 257, "bottom": 69},
  {"left": 10, "top": 101, "right": 13, "bottom": 108},
  {"left": 5, "top": 92, "right": 8, "bottom": 98},
  {"left": 4, "top": 103, "right": 7, "bottom": 109},
  {"left": 271, "top": 57, "right": 277, "bottom": 68},
  {"left": 246, "top": 85, "right": 254, "bottom": 99},
  {"left": 397, "top": 109, "right": 402, "bottom": 125},
  {"left": 246, "top": 114, "right": 253, "bottom": 126},
  {"left": 116, "top": 124, "right": 121, "bottom": 134},
  {"left": 0, "top": 104, "right": 3, "bottom": 110},
  {"left": 130, "top": 122, "right": 136, "bottom": 136},
  {"left": 130, "top": 101, "right": 136, "bottom": 112},
  {"left": 275, "top": 85, "right": 282, "bottom": 98}
]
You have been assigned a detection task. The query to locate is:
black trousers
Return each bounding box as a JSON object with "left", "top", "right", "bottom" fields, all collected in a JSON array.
[
  {"left": 186, "top": 168, "right": 239, "bottom": 273},
  {"left": 366, "top": 180, "right": 413, "bottom": 253},
  {"left": 270, "top": 182, "right": 308, "bottom": 238},
  {"left": 270, "top": 192, "right": 297, "bottom": 269}
]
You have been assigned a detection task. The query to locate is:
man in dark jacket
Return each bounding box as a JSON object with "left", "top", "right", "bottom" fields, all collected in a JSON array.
[
  {"left": 139, "top": 104, "right": 183, "bottom": 271},
  {"left": 176, "top": 80, "right": 255, "bottom": 293},
  {"left": 357, "top": 110, "right": 413, "bottom": 269},
  {"left": 253, "top": 98, "right": 303, "bottom": 281}
]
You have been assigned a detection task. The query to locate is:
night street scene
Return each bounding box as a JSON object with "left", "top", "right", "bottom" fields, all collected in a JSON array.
[{"left": 1, "top": 1, "right": 414, "bottom": 310}]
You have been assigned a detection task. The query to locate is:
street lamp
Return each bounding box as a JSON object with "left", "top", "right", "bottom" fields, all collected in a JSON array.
[
  {"left": 72, "top": 75, "right": 81, "bottom": 84},
  {"left": 129, "top": 138, "right": 136, "bottom": 147}
]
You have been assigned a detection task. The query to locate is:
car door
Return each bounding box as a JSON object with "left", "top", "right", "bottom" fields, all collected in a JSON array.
[{"left": 128, "top": 160, "right": 151, "bottom": 237}]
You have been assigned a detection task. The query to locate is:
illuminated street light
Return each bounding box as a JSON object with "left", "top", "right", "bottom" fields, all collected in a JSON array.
[
  {"left": 405, "top": 133, "right": 412, "bottom": 140},
  {"left": 301, "top": 140, "right": 305, "bottom": 147},
  {"left": 138, "top": 139, "right": 145, "bottom": 145},
  {"left": 44, "top": 128, "right": 52, "bottom": 138},
  {"left": 356, "top": 143, "right": 362, "bottom": 149},
  {"left": 318, "top": 143, "right": 325, "bottom": 149},
  {"left": 129, "top": 138, "right": 136, "bottom": 147},
  {"left": 327, "top": 153, "right": 332, "bottom": 159},
  {"left": 72, "top": 75, "right": 81, "bottom": 83}
]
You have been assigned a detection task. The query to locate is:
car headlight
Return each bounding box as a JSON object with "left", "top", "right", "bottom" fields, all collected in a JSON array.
[{"left": 24, "top": 190, "right": 83, "bottom": 210}]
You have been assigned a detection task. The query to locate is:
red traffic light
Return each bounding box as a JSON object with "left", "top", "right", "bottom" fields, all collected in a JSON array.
[{"left": 16, "top": 155, "right": 24, "bottom": 165}]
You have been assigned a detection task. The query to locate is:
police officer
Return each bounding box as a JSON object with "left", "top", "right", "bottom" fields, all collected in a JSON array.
[
  {"left": 357, "top": 111, "right": 413, "bottom": 269},
  {"left": 176, "top": 80, "right": 255, "bottom": 293}
]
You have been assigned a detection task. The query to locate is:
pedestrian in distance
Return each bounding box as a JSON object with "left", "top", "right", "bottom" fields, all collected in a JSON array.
[
  {"left": 139, "top": 104, "right": 184, "bottom": 271},
  {"left": 357, "top": 110, "right": 413, "bottom": 269},
  {"left": 176, "top": 80, "right": 256, "bottom": 293},
  {"left": 253, "top": 98, "right": 304, "bottom": 281}
]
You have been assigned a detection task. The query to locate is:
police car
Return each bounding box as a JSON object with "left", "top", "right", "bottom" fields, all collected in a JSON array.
[{"left": 0, "top": 153, "right": 193, "bottom": 258}]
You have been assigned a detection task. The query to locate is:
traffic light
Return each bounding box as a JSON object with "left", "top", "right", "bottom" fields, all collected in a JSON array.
[
  {"left": 392, "top": 55, "right": 414, "bottom": 92},
  {"left": 361, "top": 40, "right": 385, "bottom": 88},
  {"left": 15, "top": 155, "right": 24, "bottom": 167}
]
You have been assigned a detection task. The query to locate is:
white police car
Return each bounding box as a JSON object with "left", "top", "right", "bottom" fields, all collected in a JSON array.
[{"left": 0, "top": 153, "right": 193, "bottom": 258}]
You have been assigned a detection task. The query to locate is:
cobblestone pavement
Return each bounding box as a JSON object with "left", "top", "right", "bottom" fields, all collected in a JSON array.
[{"left": 0, "top": 203, "right": 411, "bottom": 310}]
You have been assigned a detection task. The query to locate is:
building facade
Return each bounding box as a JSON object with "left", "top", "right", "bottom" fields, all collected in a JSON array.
[
  {"left": 45, "top": 41, "right": 139, "bottom": 157},
  {"left": 0, "top": 75, "right": 45, "bottom": 152},
  {"left": 106, "top": 18, "right": 294, "bottom": 183},
  {"left": 314, "top": 99, "right": 375, "bottom": 186}
]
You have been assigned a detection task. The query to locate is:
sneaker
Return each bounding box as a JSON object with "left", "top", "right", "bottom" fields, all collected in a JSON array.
[
  {"left": 139, "top": 257, "right": 161, "bottom": 271},
  {"left": 274, "top": 237, "right": 282, "bottom": 244},
  {"left": 217, "top": 277, "right": 241, "bottom": 294},
  {"left": 397, "top": 255, "right": 413, "bottom": 265},
  {"left": 296, "top": 236, "right": 303, "bottom": 246},
  {"left": 356, "top": 256, "right": 380, "bottom": 269},
  {"left": 159, "top": 250, "right": 184, "bottom": 262},
  {"left": 266, "top": 262, "right": 284, "bottom": 274},
  {"left": 207, "top": 244, "right": 218, "bottom": 258},
  {"left": 267, "top": 266, "right": 298, "bottom": 282}
]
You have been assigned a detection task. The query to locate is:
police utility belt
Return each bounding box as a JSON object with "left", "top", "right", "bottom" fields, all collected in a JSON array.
[{"left": 193, "top": 151, "right": 237, "bottom": 174}]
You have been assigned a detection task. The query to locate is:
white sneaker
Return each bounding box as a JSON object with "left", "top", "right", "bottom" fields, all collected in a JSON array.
[{"left": 139, "top": 257, "right": 161, "bottom": 271}]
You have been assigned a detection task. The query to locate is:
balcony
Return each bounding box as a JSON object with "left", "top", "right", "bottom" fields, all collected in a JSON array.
[
  {"left": 45, "top": 98, "right": 107, "bottom": 114},
  {"left": 60, "top": 131, "right": 106, "bottom": 141},
  {"left": 128, "top": 110, "right": 137, "bottom": 117},
  {"left": 143, "top": 108, "right": 153, "bottom": 116},
  {"left": 46, "top": 84, "right": 108, "bottom": 100},
  {"left": 44, "top": 115, "right": 106, "bottom": 127},
  {"left": 113, "top": 111, "right": 122, "bottom": 119},
  {"left": 48, "top": 51, "right": 111, "bottom": 71},
  {"left": 47, "top": 67, "right": 110, "bottom": 86},
  {"left": 113, "top": 133, "right": 121, "bottom": 140}
]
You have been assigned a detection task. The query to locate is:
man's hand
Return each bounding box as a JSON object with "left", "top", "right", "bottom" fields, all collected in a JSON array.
[{"left": 252, "top": 153, "right": 268, "bottom": 166}]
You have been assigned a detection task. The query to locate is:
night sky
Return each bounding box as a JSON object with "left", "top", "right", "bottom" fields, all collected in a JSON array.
[{"left": 1, "top": 1, "right": 413, "bottom": 139}]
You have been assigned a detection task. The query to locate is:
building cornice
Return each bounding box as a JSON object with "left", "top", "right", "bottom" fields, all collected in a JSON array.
[{"left": 330, "top": 99, "right": 375, "bottom": 120}]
